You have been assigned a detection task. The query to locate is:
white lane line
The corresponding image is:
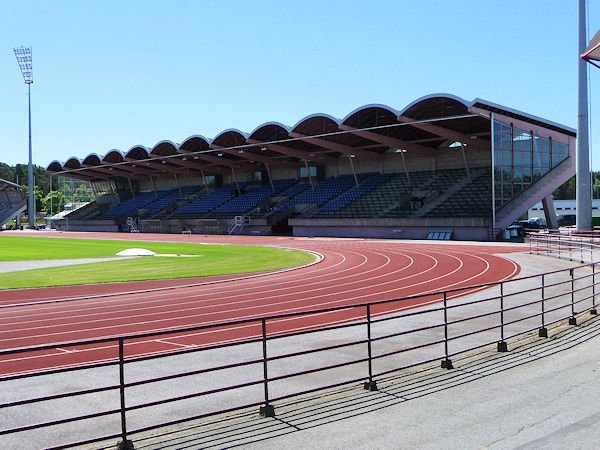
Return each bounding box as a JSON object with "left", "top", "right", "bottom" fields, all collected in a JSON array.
[
  {"left": 155, "top": 339, "right": 193, "bottom": 349},
  {"left": 0, "top": 248, "right": 344, "bottom": 318},
  {"left": 0, "top": 249, "right": 366, "bottom": 325},
  {"left": 0, "top": 253, "right": 520, "bottom": 370},
  {"left": 0, "top": 249, "right": 397, "bottom": 335},
  {"left": 0, "top": 246, "right": 325, "bottom": 309}
]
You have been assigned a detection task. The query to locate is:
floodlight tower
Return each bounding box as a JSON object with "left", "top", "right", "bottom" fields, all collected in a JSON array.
[
  {"left": 577, "top": 0, "right": 592, "bottom": 230},
  {"left": 13, "top": 46, "right": 35, "bottom": 229}
]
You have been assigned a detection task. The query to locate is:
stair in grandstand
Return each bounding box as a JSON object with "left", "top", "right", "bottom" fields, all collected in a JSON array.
[
  {"left": 384, "top": 169, "right": 475, "bottom": 218},
  {"left": 494, "top": 157, "right": 573, "bottom": 230},
  {"left": 208, "top": 179, "right": 296, "bottom": 218},
  {"left": 314, "top": 173, "right": 410, "bottom": 218},
  {"left": 171, "top": 185, "right": 237, "bottom": 218},
  {"left": 0, "top": 179, "right": 26, "bottom": 227},
  {"left": 274, "top": 174, "right": 373, "bottom": 218},
  {"left": 422, "top": 168, "right": 491, "bottom": 218},
  {"left": 143, "top": 186, "right": 202, "bottom": 218},
  {"left": 313, "top": 173, "right": 393, "bottom": 218},
  {"left": 62, "top": 201, "right": 104, "bottom": 220},
  {"left": 104, "top": 190, "right": 170, "bottom": 219}
]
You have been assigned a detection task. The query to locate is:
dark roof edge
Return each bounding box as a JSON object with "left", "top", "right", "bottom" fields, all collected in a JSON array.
[{"left": 471, "top": 98, "right": 577, "bottom": 137}]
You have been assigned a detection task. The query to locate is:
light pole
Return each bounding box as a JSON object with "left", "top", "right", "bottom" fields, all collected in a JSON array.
[
  {"left": 576, "top": 0, "right": 592, "bottom": 230},
  {"left": 14, "top": 46, "right": 35, "bottom": 229}
]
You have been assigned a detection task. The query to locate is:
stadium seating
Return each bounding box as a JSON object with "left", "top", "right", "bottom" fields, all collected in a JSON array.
[
  {"left": 274, "top": 174, "right": 369, "bottom": 214},
  {"left": 172, "top": 185, "right": 237, "bottom": 218},
  {"left": 211, "top": 179, "right": 295, "bottom": 216},
  {"left": 104, "top": 190, "right": 168, "bottom": 219},
  {"left": 143, "top": 186, "right": 201, "bottom": 217},
  {"left": 425, "top": 169, "right": 491, "bottom": 217},
  {"left": 0, "top": 179, "right": 26, "bottom": 227}
]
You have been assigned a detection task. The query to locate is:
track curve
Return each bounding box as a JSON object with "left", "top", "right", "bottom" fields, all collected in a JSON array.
[{"left": 0, "top": 232, "right": 523, "bottom": 375}]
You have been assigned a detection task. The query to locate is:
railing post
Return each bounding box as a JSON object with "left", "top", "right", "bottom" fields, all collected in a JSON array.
[
  {"left": 497, "top": 282, "right": 508, "bottom": 352},
  {"left": 539, "top": 274, "right": 548, "bottom": 337},
  {"left": 117, "top": 338, "right": 134, "bottom": 450},
  {"left": 580, "top": 239, "right": 584, "bottom": 263},
  {"left": 569, "top": 268, "right": 577, "bottom": 325},
  {"left": 363, "top": 304, "right": 378, "bottom": 391},
  {"left": 441, "top": 292, "right": 453, "bottom": 369},
  {"left": 592, "top": 263, "right": 598, "bottom": 315},
  {"left": 558, "top": 236, "right": 561, "bottom": 259},
  {"left": 259, "top": 319, "right": 275, "bottom": 417},
  {"left": 569, "top": 240, "right": 573, "bottom": 261}
]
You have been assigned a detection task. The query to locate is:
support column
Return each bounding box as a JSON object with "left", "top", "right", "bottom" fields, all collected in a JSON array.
[
  {"left": 397, "top": 149, "right": 411, "bottom": 186},
  {"left": 200, "top": 169, "right": 209, "bottom": 192},
  {"left": 577, "top": 0, "right": 592, "bottom": 230},
  {"left": 460, "top": 143, "right": 471, "bottom": 181},
  {"left": 348, "top": 156, "right": 359, "bottom": 188},
  {"left": 231, "top": 167, "right": 241, "bottom": 196},
  {"left": 265, "top": 164, "right": 275, "bottom": 192},
  {"left": 304, "top": 160, "right": 314, "bottom": 189},
  {"left": 542, "top": 195, "right": 559, "bottom": 230},
  {"left": 148, "top": 176, "right": 157, "bottom": 197},
  {"left": 173, "top": 172, "right": 182, "bottom": 195}
]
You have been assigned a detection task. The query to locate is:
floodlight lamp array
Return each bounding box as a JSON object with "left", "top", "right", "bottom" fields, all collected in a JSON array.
[{"left": 14, "top": 46, "right": 33, "bottom": 84}]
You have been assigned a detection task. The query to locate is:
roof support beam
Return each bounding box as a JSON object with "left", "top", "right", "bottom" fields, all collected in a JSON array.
[
  {"left": 288, "top": 132, "right": 384, "bottom": 161},
  {"left": 50, "top": 171, "right": 101, "bottom": 181},
  {"left": 398, "top": 115, "right": 489, "bottom": 151},
  {"left": 246, "top": 139, "right": 338, "bottom": 165},
  {"left": 164, "top": 155, "right": 229, "bottom": 175},
  {"left": 210, "top": 144, "right": 289, "bottom": 166},
  {"left": 338, "top": 125, "right": 436, "bottom": 154},
  {"left": 80, "top": 165, "right": 141, "bottom": 179}
]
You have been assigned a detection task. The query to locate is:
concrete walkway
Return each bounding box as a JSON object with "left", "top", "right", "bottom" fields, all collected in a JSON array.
[
  {"left": 0, "top": 256, "right": 133, "bottom": 273},
  {"left": 128, "top": 314, "right": 600, "bottom": 450}
]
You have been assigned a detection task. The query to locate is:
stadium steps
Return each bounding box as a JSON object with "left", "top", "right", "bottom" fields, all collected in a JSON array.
[
  {"left": 494, "top": 157, "right": 574, "bottom": 230},
  {"left": 318, "top": 173, "right": 410, "bottom": 218},
  {"left": 414, "top": 168, "right": 487, "bottom": 217},
  {"left": 0, "top": 180, "right": 27, "bottom": 227},
  {"left": 62, "top": 201, "right": 103, "bottom": 220},
  {"left": 424, "top": 169, "right": 491, "bottom": 218}
]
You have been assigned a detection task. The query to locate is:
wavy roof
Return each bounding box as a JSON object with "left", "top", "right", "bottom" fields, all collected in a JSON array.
[{"left": 47, "top": 94, "right": 576, "bottom": 179}]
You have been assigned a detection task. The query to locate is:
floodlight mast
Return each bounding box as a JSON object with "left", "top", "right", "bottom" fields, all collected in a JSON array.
[
  {"left": 577, "top": 0, "right": 592, "bottom": 231},
  {"left": 13, "top": 46, "right": 35, "bottom": 229}
]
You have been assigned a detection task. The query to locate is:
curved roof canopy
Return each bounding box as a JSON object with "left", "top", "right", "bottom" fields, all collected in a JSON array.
[{"left": 47, "top": 94, "right": 575, "bottom": 180}]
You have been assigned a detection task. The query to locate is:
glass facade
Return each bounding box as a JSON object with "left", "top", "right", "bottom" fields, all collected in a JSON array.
[{"left": 493, "top": 120, "right": 569, "bottom": 209}]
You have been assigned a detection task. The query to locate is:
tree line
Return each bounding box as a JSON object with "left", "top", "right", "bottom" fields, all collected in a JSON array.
[{"left": 0, "top": 162, "right": 93, "bottom": 215}]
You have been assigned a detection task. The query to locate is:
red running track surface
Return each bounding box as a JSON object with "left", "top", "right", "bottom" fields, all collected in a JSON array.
[{"left": 0, "top": 232, "right": 523, "bottom": 376}]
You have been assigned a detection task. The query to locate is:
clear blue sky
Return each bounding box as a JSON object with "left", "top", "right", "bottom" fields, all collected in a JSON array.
[{"left": 2, "top": 0, "right": 600, "bottom": 168}]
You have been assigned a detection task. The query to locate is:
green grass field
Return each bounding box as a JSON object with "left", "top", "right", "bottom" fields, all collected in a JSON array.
[{"left": 0, "top": 236, "right": 315, "bottom": 289}]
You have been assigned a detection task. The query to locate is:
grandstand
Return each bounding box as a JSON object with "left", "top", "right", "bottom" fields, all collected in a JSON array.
[
  {"left": 46, "top": 94, "right": 576, "bottom": 240},
  {"left": 0, "top": 178, "right": 26, "bottom": 228}
]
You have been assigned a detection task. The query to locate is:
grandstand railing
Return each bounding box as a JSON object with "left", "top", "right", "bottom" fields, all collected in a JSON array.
[{"left": 1, "top": 251, "right": 599, "bottom": 449}]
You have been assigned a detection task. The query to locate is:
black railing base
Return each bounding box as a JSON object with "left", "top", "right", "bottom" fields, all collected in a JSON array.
[
  {"left": 441, "top": 359, "right": 454, "bottom": 369},
  {"left": 259, "top": 404, "right": 275, "bottom": 418},
  {"left": 591, "top": 309, "right": 598, "bottom": 315},
  {"left": 363, "top": 380, "right": 378, "bottom": 391},
  {"left": 538, "top": 327, "right": 548, "bottom": 338},
  {"left": 497, "top": 341, "right": 508, "bottom": 352},
  {"left": 117, "top": 439, "right": 135, "bottom": 450},
  {"left": 569, "top": 317, "right": 577, "bottom": 326}
]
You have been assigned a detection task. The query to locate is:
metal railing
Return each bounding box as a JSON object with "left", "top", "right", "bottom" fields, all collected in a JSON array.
[
  {"left": 2, "top": 248, "right": 599, "bottom": 449},
  {"left": 529, "top": 230, "right": 600, "bottom": 263}
]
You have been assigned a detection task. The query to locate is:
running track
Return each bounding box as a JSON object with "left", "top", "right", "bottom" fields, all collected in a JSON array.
[{"left": 0, "top": 232, "right": 524, "bottom": 376}]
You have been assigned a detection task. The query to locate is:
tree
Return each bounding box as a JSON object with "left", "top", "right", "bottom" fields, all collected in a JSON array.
[
  {"left": 42, "top": 190, "right": 65, "bottom": 215},
  {"left": 74, "top": 183, "right": 93, "bottom": 202}
]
